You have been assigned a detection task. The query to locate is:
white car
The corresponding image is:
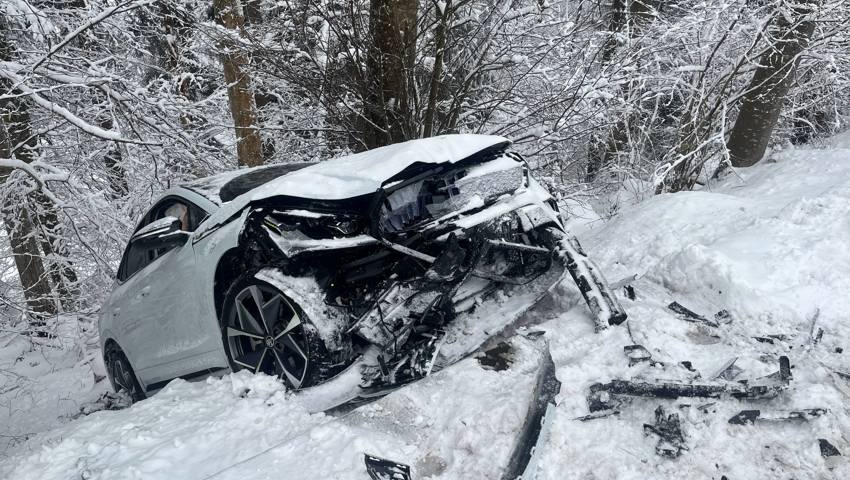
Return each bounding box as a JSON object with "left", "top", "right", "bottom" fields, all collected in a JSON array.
[{"left": 99, "top": 134, "right": 624, "bottom": 406}]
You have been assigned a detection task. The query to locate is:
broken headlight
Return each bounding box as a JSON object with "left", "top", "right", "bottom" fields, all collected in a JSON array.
[
  {"left": 264, "top": 209, "right": 366, "bottom": 239},
  {"left": 379, "top": 155, "right": 525, "bottom": 233}
]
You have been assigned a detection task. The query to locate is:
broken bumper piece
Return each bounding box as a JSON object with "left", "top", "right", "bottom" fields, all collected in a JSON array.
[
  {"left": 545, "top": 228, "right": 627, "bottom": 330},
  {"left": 588, "top": 356, "right": 792, "bottom": 412}
]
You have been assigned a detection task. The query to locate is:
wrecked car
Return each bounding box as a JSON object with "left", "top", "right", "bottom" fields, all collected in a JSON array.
[{"left": 99, "top": 135, "right": 625, "bottom": 406}]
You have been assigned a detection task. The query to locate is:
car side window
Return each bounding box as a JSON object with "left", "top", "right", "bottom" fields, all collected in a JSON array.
[
  {"left": 116, "top": 196, "right": 207, "bottom": 282},
  {"left": 117, "top": 240, "right": 150, "bottom": 282}
]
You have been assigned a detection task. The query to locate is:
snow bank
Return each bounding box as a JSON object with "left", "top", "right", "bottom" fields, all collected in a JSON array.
[
  {"left": 0, "top": 342, "right": 543, "bottom": 480},
  {"left": 528, "top": 136, "right": 850, "bottom": 479}
]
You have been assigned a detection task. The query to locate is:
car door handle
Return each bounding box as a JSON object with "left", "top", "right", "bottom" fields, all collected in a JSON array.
[
  {"left": 113, "top": 308, "right": 120, "bottom": 318},
  {"left": 136, "top": 287, "right": 151, "bottom": 300}
]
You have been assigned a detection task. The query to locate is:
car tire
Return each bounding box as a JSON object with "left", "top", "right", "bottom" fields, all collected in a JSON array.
[
  {"left": 105, "top": 344, "right": 146, "bottom": 403},
  {"left": 220, "top": 272, "right": 326, "bottom": 390}
]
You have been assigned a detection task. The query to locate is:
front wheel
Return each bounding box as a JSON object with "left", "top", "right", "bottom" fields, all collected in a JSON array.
[{"left": 220, "top": 273, "right": 322, "bottom": 389}]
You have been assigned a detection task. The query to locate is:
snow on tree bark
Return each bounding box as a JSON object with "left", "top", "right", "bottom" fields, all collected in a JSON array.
[
  {"left": 727, "top": 0, "right": 821, "bottom": 168},
  {"left": 363, "top": 0, "right": 418, "bottom": 148},
  {"left": 214, "top": 0, "right": 264, "bottom": 167}
]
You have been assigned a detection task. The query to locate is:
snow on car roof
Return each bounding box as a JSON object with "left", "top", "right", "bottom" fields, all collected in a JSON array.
[
  {"left": 254, "top": 134, "right": 509, "bottom": 201},
  {"left": 194, "top": 134, "right": 510, "bottom": 235},
  {"left": 183, "top": 134, "right": 509, "bottom": 205}
]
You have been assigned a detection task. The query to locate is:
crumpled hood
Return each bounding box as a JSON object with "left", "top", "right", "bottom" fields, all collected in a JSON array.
[
  {"left": 250, "top": 134, "right": 508, "bottom": 201},
  {"left": 197, "top": 134, "right": 510, "bottom": 234}
]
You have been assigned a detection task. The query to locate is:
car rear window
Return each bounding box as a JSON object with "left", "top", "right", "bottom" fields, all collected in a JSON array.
[{"left": 219, "top": 163, "right": 316, "bottom": 203}]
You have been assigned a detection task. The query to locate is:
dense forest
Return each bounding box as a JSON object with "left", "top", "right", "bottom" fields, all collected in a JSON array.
[{"left": 0, "top": 0, "right": 848, "bottom": 326}]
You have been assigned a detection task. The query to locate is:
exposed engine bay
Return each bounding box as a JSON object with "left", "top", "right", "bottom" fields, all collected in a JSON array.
[{"left": 230, "top": 147, "right": 624, "bottom": 397}]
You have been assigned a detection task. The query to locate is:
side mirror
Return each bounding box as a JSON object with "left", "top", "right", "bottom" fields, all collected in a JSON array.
[{"left": 131, "top": 216, "right": 190, "bottom": 252}]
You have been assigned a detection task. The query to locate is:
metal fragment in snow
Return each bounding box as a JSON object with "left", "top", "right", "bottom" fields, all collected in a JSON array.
[
  {"left": 667, "top": 301, "right": 719, "bottom": 328},
  {"left": 623, "top": 344, "right": 656, "bottom": 367},
  {"left": 728, "top": 408, "right": 827, "bottom": 425},
  {"left": 711, "top": 357, "right": 743, "bottom": 380},
  {"left": 548, "top": 228, "right": 627, "bottom": 330},
  {"left": 819, "top": 439, "right": 842, "bottom": 458},
  {"left": 643, "top": 406, "right": 687, "bottom": 458},
  {"left": 586, "top": 357, "right": 792, "bottom": 412},
  {"left": 364, "top": 454, "right": 412, "bottom": 480}
]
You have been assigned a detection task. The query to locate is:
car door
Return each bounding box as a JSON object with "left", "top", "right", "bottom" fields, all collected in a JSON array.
[{"left": 112, "top": 196, "right": 210, "bottom": 382}]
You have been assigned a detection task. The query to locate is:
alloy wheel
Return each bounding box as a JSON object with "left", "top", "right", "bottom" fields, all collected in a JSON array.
[{"left": 225, "top": 284, "right": 311, "bottom": 389}]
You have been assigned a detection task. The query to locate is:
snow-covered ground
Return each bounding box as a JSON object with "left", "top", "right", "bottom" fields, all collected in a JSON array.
[{"left": 2, "top": 134, "right": 850, "bottom": 479}]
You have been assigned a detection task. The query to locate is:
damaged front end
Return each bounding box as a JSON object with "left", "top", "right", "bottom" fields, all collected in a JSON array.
[{"left": 236, "top": 148, "right": 623, "bottom": 402}]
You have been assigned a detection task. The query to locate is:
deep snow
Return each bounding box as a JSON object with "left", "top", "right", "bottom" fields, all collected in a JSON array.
[{"left": 2, "top": 133, "right": 850, "bottom": 479}]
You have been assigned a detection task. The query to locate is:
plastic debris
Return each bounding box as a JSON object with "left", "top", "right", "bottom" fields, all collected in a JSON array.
[
  {"left": 643, "top": 406, "right": 687, "bottom": 458},
  {"left": 364, "top": 454, "right": 412, "bottom": 480}
]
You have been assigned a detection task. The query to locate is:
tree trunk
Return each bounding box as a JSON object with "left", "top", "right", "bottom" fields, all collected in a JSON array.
[
  {"left": 0, "top": 100, "right": 57, "bottom": 317},
  {"left": 363, "top": 0, "right": 418, "bottom": 148},
  {"left": 587, "top": 0, "right": 657, "bottom": 183},
  {"left": 423, "top": 0, "right": 451, "bottom": 138},
  {"left": 599, "top": 0, "right": 627, "bottom": 64},
  {"left": 726, "top": 0, "right": 819, "bottom": 167},
  {"left": 214, "top": 0, "right": 264, "bottom": 167},
  {"left": 0, "top": 21, "right": 59, "bottom": 317}
]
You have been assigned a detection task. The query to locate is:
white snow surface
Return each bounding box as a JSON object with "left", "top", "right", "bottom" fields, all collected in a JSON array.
[{"left": 3, "top": 134, "right": 850, "bottom": 478}]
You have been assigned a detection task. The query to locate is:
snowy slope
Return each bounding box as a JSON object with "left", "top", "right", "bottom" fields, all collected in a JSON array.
[
  {"left": 531, "top": 134, "right": 850, "bottom": 479},
  {"left": 2, "top": 134, "right": 850, "bottom": 479}
]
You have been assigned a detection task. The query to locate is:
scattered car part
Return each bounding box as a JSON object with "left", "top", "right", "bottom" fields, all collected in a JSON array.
[
  {"left": 624, "top": 344, "right": 658, "bottom": 367},
  {"left": 477, "top": 342, "right": 514, "bottom": 371},
  {"left": 609, "top": 274, "right": 638, "bottom": 290},
  {"left": 807, "top": 308, "right": 821, "bottom": 344},
  {"left": 813, "top": 328, "right": 825, "bottom": 345},
  {"left": 643, "top": 406, "right": 687, "bottom": 458},
  {"left": 711, "top": 357, "right": 743, "bottom": 380},
  {"left": 728, "top": 408, "right": 827, "bottom": 425},
  {"left": 587, "top": 356, "right": 791, "bottom": 412},
  {"left": 500, "top": 336, "right": 561, "bottom": 480},
  {"left": 680, "top": 361, "right": 699, "bottom": 375},
  {"left": 74, "top": 391, "right": 132, "bottom": 417},
  {"left": 819, "top": 439, "right": 842, "bottom": 458},
  {"left": 547, "top": 229, "right": 627, "bottom": 330},
  {"left": 364, "top": 454, "right": 412, "bottom": 480},
  {"left": 667, "top": 301, "right": 719, "bottom": 328},
  {"left": 714, "top": 309, "right": 733, "bottom": 324},
  {"left": 573, "top": 410, "right": 620, "bottom": 422},
  {"left": 753, "top": 335, "right": 789, "bottom": 344}
]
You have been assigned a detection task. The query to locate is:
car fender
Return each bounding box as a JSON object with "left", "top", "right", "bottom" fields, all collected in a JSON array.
[
  {"left": 192, "top": 208, "right": 249, "bottom": 368},
  {"left": 255, "top": 267, "right": 348, "bottom": 352}
]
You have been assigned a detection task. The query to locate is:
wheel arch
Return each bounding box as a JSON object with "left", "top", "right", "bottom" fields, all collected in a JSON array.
[{"left": 213, "top": 247, "right": 248, "bottom": 321}]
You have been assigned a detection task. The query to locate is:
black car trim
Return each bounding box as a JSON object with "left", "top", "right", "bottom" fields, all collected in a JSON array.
[{"left": 144, "top": 368, "right": 226, "bottom": 392}]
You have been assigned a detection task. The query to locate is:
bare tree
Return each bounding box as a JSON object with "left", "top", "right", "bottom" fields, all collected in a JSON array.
[
  {"left": 0, "top": 20, "right": 56, "bottom": 317},
  {"left": 363, "top": 0, "right": 418, "bottom": 148},
  {"left": 214, "top": 0, "right": 264, "bottom": 166},
  {"left": 727, "top": 0, "right": 821, "bottom": 167}
]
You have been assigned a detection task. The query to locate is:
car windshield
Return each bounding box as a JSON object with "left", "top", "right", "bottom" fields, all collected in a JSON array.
[
  {"left": 183, "top": 163, "right": 317, "bottom": 204},
  {"left": 219, "top": 163, "right": 317, "bottom": 203}
]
